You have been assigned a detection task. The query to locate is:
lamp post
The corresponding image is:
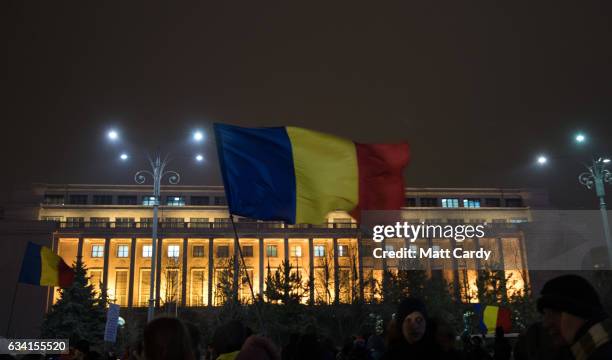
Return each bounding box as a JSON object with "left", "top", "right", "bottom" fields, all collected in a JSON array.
[
  {"left": 578, "top": 157, "right": 612, "bottom": 266},
  {"left": 134, "top": 155, "right": 181, "bottom": 322}
]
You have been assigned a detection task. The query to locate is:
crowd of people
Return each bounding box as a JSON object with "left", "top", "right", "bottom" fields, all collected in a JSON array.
[{"left": 2, "top": 274, "right": 610, "bottom": 360}]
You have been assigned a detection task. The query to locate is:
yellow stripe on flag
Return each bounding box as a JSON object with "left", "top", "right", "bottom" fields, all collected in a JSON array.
[
  {"left": 483, "top": 305, "right": 499, "bottom": 334},
  {"left": 40, "top": 246, "right": 61, "bottom": 286},
  {"left": 286, "top": 127, "right": 359, "bottom": 224}
]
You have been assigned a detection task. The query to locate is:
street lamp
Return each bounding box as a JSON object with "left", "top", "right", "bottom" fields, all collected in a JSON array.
[
  {"left": 134, "top": 155, "right": 180, "bottom": 322},
  {"left": 578, "top": 157, "right": 612, "bottom": 266},
  {"left": 537, "top": 155, "right": 548, "bottom": 165},
  {"left": 575, "top": 133, "right": 586, "bottom": 143},
  {"left": 107, "top": 128, "right": 205, "bottom": 322}
]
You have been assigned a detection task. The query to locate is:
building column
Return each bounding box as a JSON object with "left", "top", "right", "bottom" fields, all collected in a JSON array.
[
  {"left": 450, "top": 239, "right": 461, "bottom": 301},
  {"left": 284, "top": 238, "right": 289, "bottom": 264},
  {"left": 259, "top": 238, "right": 264, "bottom": 297},
  {"left": 77, "top": 237, "right": 84, "bottom": 261},
  {"left": 182, "top": 237, "right": 188, "bottom": 307},
  {"left": 208, "top": 238, "right": 214, "bottom": 307},
  {"left": 102, "top": 238, "right": 111, "bottom": 295},
  {"left": 308, "top": 238, "right": 315, "bottom": 304},
  {"left": 128, "top": 238, "right": 136, "bottom": 308},
  {"left": 155, "top": 238, "right": 163, "bottom": 307},
  {"left": 357, "top": 234, "right": 364, "bottom": 302},
  {"left": 496, "top": 237, "right": 507, "bottom": 301},
  {"left": 333, "top": 238, "right": 339, "bottom": 304}
]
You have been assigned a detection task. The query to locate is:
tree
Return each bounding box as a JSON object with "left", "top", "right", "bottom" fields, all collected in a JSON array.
[
  {"left": 42, "top": 257, "right": 108, "bottom": 349},
  {"left": 264, "top": 260, "right": 307, "bottom": 304}
]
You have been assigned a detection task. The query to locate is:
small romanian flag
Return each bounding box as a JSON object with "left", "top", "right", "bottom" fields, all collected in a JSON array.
[
  {"left": 18, "top": 242, "right": 74, "bottom": 288},
  {"left": 474, "top": 304, "right": 512, "bottom": 334},
  {"left": 214, "top": 123, "right": 410, "bottom": 224}
]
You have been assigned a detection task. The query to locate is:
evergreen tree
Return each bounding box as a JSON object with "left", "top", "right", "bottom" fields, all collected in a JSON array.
[
  {"left": 264, "top": 260, "right": 306, "bottom": 305},
  {"left": 41, "top": 257, "right": 107, "bottom": 349}
]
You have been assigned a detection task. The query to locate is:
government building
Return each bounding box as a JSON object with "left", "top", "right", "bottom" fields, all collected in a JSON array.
[{"left": 28, "top": 183, "right": 542, "bottom": 309}]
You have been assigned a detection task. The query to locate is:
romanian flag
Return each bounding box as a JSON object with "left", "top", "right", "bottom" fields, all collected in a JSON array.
[
  {"left": 18, "top": 242, "right": 74, "bottom": 287},
  {"left": 474, "top": 304, "right": 512, "bottom": 334},
  {"left": 214, "top": 123, "right": 410, "bottom": 224}
]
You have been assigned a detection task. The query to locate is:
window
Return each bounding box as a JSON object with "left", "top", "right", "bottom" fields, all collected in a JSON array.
[
  {"left": 193, "top": 245, "right": 205, "bottom": 257},
  {"left": 142, "top": 245, "right": 152, "bottom": 258},
  {"left": 509, "top": 218, "right": 528, "bottom": 224},
  {"left": 213, "top": 218, "right": 230, "bottom": 228},
  {"left": 115, "top": 270, "right": 128, "bottom": 306},
  {"left": 163, "top": 218, "right": 184, "bottom": 229},
  {"left": 191, "top": 269, "right": 206, "bottom": 306},
  {"left": 69, "top": 195, "right": 88, "bottom": 204},
  {"left": 337, "top": 245, "right": 348, "bottom": 257},
  {"left": 139, "top": 269, "right": 151, "bottom": 306},
  {"left": 405, "top": 198, "right": 417, "bottom": 207},
  {"left": 140, "top": 218, "right": 153, "bottom": 229},
  {"left": 333, "top": 218, "right": 353, "bottom": 228},
  {"left": 505, "top": 198, "right": 523, "bottom": 207},
  {"left": 242, "top": 246, "right": 253, "bottom": 257},
  {"left": 117, "top": 245, "right": 129, "bottom": 258},
  {"left": 43, "top": 194, "right": 64, "bottom": 205},
  {"left": 66, "top": 217, "right": 84, "bottom": 228},
  {"left": 166, "top": 196, "right": 185, "bottom": 206},
  {"left": 217, "top": 246, "right": 229, "bottom": 258},
  {"left": 190, "top": 218, "right": 209, "bottom": 228},
  {"left": 191, "top": 196, "right": 210, "bottom": 205},
  {"left": 420, "top": 197, "right": 438, "bottom": 207},
  {"left": 441, "top": 198, "right": 459, "bottom": 208},
  {"left": 290, "top": 245, "right": 302, "bottom": 257},
  {"left": 90, "top": 217, "right": 109, "bottom": 228},
  {"left": 88, "top": 269, "right": 102, "bottom": 295},
  {"left": 142, "top": 196, "right": 157, "bottom": 206},
  {"left": 485, "top": 198, "right": 501, "bottom": 207},
  {"left": 41, "top": 216, "right": 62, "bottom": 222},
  {"left": 93, "top": 195, "right": 113, "bottom": 205},
  {"left": 92, "top": 245, "right": 104, "bottom": 258},
  {"left": 385, "top": 244, "right": 394, "bottom": 252},
  {"left": 314, "top": 245, "right": 325, "bottom": 257},
  {"left": 214, "top": 196, "right": 227, "bottom": 205},
  {"left": 118, "top": 195, "right": 137, "bottom": 205},
  {"left": 463, "top": 199, "right": 481, "bottom": 208},
  {"left": 167, "top": 245, "right": 180, "bottom": 258},
  {"left": 116, "top": 217, "right": 135, "bottom": 228},
  {"left": 266, "top": 245, "right": 278, "bottom": 257}
]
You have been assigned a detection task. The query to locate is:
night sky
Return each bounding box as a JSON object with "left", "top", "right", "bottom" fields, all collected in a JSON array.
[{"left": 2, "top": 1, "right": 611, "bottom": 209}]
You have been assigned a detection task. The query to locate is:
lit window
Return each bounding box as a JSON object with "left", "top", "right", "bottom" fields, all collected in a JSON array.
[
  {"left": 337, "top": 245, "right": 348, "bottom": 257},
  {"left": 463, "top": 199, "right": 481, "bottom": 208},
  {"left": 385, "top": 244, "right": 394, "bottom": 252},
  {"left": 91, "top": 245, "right": 104, "bottom": 258},
  {"left": 117, "top": 245, "right": 129, "bottom": 258},
  {"left": 266, "top": 245, "right": 278, "bottom": 257},
  {"left": 314, "top": 245, "right": 325, "bottom": 257},
  {"left": 441, "top": 198, "right": 459, "bottom": 208},
  {"left": 167, "top": 245, "right": 180, "bottom": 258},
  {"left": 142, "top": 245, "right": 152, "bottom": 258},
  {"left": 409, "top": 244, "right": 418, "bottom": 252},
  {"left": 142, "top": 196, "right": 157, "bottom": 206},
  {"left": 217, "top": 246, "right": 229, "bottom": 258},
  {"left": 166, "top": 196, "right": 185, "bottom": 206},
  {"left": 290, "top": 245, "right": 302, "bottom": 257}
]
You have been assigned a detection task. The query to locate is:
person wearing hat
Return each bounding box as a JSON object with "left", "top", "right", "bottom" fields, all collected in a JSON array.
[
  {"left": 537, "top": 274, "right": 612, "bottom": 360},
  {"left": 382, "top": 297, "right": 442, "bottom": 359}
]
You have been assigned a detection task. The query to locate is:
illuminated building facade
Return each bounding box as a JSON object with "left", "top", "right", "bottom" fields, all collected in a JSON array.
[{"left": 35, "top": 184, "right": 538, "bottom": 307}]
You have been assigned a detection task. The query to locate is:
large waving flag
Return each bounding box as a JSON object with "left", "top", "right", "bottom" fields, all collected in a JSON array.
[
  {"left": 18, "top": 242, "right": 74, "bottom": 287},
  {"left": 214, "top": 123, "right": 410, "bottom": 224}
]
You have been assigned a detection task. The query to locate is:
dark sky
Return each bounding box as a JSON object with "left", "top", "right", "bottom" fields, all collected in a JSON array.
[{"left": 2, "top": 1, "right": 611, "bottom": 209}]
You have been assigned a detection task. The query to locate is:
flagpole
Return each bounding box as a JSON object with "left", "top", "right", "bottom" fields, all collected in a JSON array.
[
  {"left": 5, "top": 280, "right": 20, "bottom": 337},
  {"left": 229, "top": 215, "right": 266, "bottom": 335}
]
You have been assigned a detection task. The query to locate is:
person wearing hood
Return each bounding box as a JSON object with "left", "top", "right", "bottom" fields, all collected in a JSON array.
[
  {"left": 382, "top": 297, "right": 441, "bottom": 359},
  {"left": 537, "top": 274, "right": 612, "bottom": 360}
]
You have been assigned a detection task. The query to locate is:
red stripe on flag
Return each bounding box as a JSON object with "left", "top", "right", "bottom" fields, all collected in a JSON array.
[
  {"left": 497, "top": 307, "right": 512, "bottom": 333},
  {"left": 58, "top": 259, "right": 74, "bottom": 288},
  {"left": 349, "top": 142, "right": 410, "bottom": 222}
]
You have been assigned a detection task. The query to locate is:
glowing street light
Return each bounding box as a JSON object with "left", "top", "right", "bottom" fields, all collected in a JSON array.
[
  {"left": 108, "top": 130, "right": 119, "bottom": 141},
  {"left": 575, "top": 133, "right": 586, "bottom": 143},
  {"left": 193, "top": 130, "right": 204, "bottom": 142},
  {"left": 537, "top": 155, "right": 548, "bottom": 165},
  {"left": 120, "top": 153, "right": 128, "bottom": 161},
  {"left": 195, "top": 154, "right": 204, "bottom": 162}
]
